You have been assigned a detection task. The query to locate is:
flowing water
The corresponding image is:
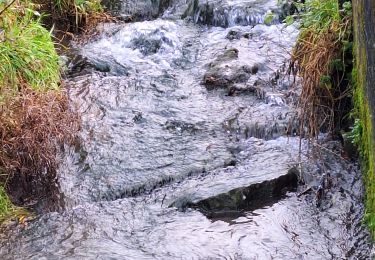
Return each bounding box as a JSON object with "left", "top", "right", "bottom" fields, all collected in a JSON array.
[{"left": 0, "top": 0, "right": 373, "bottom": 259}]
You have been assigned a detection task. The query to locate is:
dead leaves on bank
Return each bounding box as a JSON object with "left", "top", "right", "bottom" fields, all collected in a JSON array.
[
  {"left": 0, "top": 89, "right": 80, "bottom": 189},
  {"left": 289, "top": 18, "right": 351, "bottom": 139}
]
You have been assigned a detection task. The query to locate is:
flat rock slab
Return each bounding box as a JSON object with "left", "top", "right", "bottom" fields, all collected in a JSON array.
[{"left": 165, "top": 137, "right": 300, "bottom": 211}]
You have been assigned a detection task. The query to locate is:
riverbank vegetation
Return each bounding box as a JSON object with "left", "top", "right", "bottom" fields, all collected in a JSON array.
[
  {"left": 289, "top": 0, "right": 353, "bottom": 138},
  {"left": 39, "top": 0, "right": 107, "bottom": 33},
  {"left": 291, "top": 0, "right": 375, "bottom": 237},
  {"left": 0, "top": 0, "right": 102, "bottom": 222},
  {"left": 0, "top": 187, "right": 17, "bottom": 222}
]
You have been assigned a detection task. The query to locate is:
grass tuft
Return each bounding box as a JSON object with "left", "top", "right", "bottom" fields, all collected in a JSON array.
[
  {"left": 0, "top": 186, "right": 15, "bottom": 222},
  {"left": 0, "top": 90, "right": 80, "bottom": 210},
  {"left": 0, "top": 0, "right": 81, "bottom": 222},
  {"left": 0, "top": 0, "right": 60, "bottom": 99},
  {"left": 289, "top": 0, "right": 352, "bottom": 138}
]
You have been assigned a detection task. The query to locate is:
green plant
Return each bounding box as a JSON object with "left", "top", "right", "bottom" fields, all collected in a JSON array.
[
  {"left": 289, "top": 0, "right": 353, "bottom": 137},
  {"left": 264, "top": 11, "right": 275, "bottom": 25},
  {"left": 0, "top": 185, "right": 30, "bottom": 224},
  {"left": 0, "top": 0, "right": 80, "bottom": 222},
  {"left": 53, "top": 0, "right": 103, "bottom": 27},
  {"left": 348, "top": 118, "right": 362, "bottom": 145},
  {"left": 0, "top": 186, "right": 16, "bottom": 222},
  {"left": 0, "top": 0, "right": 60, "bottom": 98},
  {"left": 300, "top": 0, "right": 341, "bottom": 29}
]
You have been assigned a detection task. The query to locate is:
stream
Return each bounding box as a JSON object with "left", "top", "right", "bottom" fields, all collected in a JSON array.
[{"left": 0, "top": 0, "right": 373, "bottom": 259}]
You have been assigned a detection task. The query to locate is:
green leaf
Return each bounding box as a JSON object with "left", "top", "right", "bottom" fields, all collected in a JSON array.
[
  {"left": 264, "top": 12, "right": 274, "bottom": 25},
  {"left": 285, "top": 15, "right": 294, "bottom": 26},
  {"left": 320, "top": 75, "right": 331, "bottom": 85},
  {"left": 342, "top": 1, "right": 352, "bottom": 11}
]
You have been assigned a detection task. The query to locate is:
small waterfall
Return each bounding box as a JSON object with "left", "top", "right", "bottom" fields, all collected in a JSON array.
[
  {"left": 194, "top": 6, "right": 279, "bottom": 27},
  {"left": 187, "top": 0, "right": 281, "bottom": 27}
]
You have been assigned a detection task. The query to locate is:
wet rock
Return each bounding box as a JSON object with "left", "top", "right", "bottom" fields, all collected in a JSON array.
[
  {"left": 265, "top": 93, "right": 285, "bottom": 106},
  {"left": 132, "top": 111, "right": 144, "bottom": 124},
  {"left": 67, "top": 55, "right": 114, "bottom": 76},
  {"left": 226, "top": 29, "right": 243, "bottom": 40},
  {"left": 131, "top": 36, "right": 162, "bottom": 55},
  {"left": 278, "top": 0, "right": 301, "bottom": 21},
  {"left": 213, "top": 48, "right": 239, "bottom": 63},
  {"left": 130, "top": 29, "right": 174, "bottom": 55},
  {"left": 203, "top": 66, "right": 251, "bottom": 89},
  {"left": 203, "top": 48, "right": 257, "bottom": 89},
  {"left": 184, "top": 0, "right": 280, "bottom": 27},
  {"left": 181, "top": 0, "right": 198, "bottom": 19},
  {"left": 165, "top": 137, "right": 302, "bottom": 214},
  {"left": 250, "top": 64, "right": 259, "bottom": 74},
  {"left": 80, "top": 20, "right": 183, "bottom": 76},
  {"left": 67, "top": 55, "right": 91, "bottom": 75},
  {"left": 131, "top": 35, "right": 162, "bottom": 55},
  {"left": 6, "top": 166, "right": 64, "bottom": 213},
  {"left": 221, "top": 104, "right": 299, "bottom": 140},
  {"left": 191, "top": 168, "right": 299, "bottom": 216},
  {"left": 164, "top": 120, "right": 201, "bottom": 134},
  {"left": 163, "top": 0, "right": 196, "bottom": 19},
  {"left": 103, "top": 0, "right": 173, "bottom": 21}
]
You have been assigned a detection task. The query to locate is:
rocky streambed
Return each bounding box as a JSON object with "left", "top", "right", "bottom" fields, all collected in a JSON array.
[{"left": 0, "top": 0, "right": 372, "bottom": 259}]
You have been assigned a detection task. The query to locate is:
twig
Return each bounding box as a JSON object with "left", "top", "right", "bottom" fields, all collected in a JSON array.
[
  {"left": 297, "top": 186, "right": 312, "bottom": 197},
  {"left": 0, "top": 0, "right": 17, "bottom": 17}
]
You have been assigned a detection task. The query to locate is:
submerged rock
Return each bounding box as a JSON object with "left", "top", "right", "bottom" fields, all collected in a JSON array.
[
  {"left": 130, "top": 29, "right": 174, "bottom": 55},
  {"left": 203, "top": 48, "right": 258, "bottom": 89},
  {"left": 167, "top": 137, "right": 302, "bottom": 211},
  {"left": 226, "top": 29, "right": 245, "bottom": 40}
]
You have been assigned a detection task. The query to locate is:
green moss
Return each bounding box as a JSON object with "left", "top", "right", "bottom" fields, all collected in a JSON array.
[
  {"left": 352, "top": 2, "right": 375, "bottom": 237},
  {"left": 354, "top": 81, "right": 375, "bottom": 235},
  {"left": 353, "top": 76, "right": 375, "bottom": 235},
  {"left": 0, "top": 186, "right": 17, "bottom": 223}
]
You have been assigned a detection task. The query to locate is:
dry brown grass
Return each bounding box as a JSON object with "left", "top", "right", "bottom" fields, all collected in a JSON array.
[
  {"left": 289, "top": 20, "right": 349, "bottom": 138},
  {"left": 0, "top": 89, "right": 80, "bottom": 197}
]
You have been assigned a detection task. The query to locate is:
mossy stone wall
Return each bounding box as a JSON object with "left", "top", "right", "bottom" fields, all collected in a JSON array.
[{"left": 352, "top": 0, "right": 375, "bottom": 235}]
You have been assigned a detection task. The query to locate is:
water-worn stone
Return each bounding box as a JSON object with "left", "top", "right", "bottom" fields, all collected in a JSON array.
[
  {"left": 183, "top": 0, "right": 280, "bottom": 27},
  {"left": 226, "top": 29, "right": 243, "bottom": 40},
  {"left": 203, "top": 48, "right": 258, "bottom": 89},
  {"left": 191, "top": 168, "right": 299, "bottom": 216},
  {"left": 103, "top": 0, "right": 172, "bottom": 20}
]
